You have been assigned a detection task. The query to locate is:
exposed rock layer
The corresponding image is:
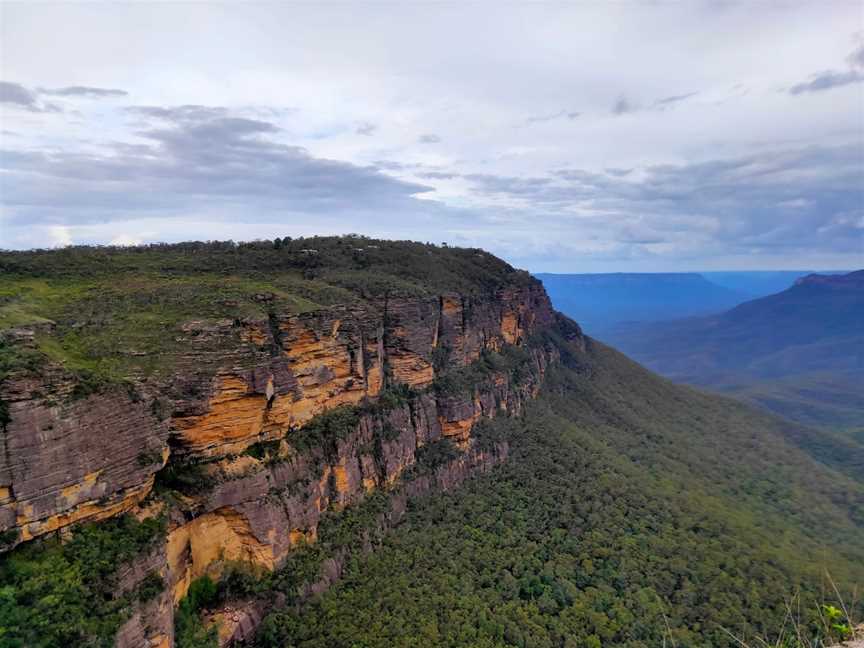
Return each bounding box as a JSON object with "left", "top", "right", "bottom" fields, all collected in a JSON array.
[{"left": 0, "top": 282, "right": 567, "bottom": 648}]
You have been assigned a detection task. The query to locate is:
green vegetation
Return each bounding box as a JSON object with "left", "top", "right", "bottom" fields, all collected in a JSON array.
[
  {"left": 3, "top": 242, "right": 860, "bottom": 646},
  {"left": 362, "top": 383, "right": 417, "bottom": 414},
  {"left": 243, "top": 439, "right": 283, "bottom": 462},
  {"left": 722, "top": 371, "right": 864, "bottom": 440},
  {"left": 0, "top": 236, "right": 535, "bottom": 385},
  {"left": 289, "top": 405, "right": 361, "bottom": 455},
  {"left": 433, "top": 345, "right": 534, "bottom": 397},
  {"left": 408, "top": 437, "right": 462, "bottom": 475},
  {"left": 262, "top": 490, "right": 394, "bottom": 606},
  {"left": 175, "top": 576, "right": 219, "bottom": 648},
  {"left": 251, "top": 340, "right": 864, "bottom": 648},
  {"left": 153, "top": 461, "right": 215, "bottom": 495},
  {"left": 0, "top": 237, "right": 532, "bottom": 297},
  {"left": 0, "top": 514, "right": 166, "bottom": 648}
]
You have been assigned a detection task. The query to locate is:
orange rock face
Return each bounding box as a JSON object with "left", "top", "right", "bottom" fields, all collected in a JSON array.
[
  {"left": 1, "top": 276, "right": 571, "bottom": 648},
  {"left": 438, "top": 397, "right": 484, "bottom": 446},
  {"left": 173, "top": 376, "right": 269, "bottom": 458},
  {"left": 166, "top": 285, "right": 554, "bottom": 462},
  {"left": 0, "top": 368, "right": 169, "bottom": 549},
  {"left": 168, "top": 506, "right": 278, "bottom": 604}
]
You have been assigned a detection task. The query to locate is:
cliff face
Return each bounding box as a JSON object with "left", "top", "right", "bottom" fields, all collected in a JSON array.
[
  {"left": 0, "top": 277, "right": 567, "bottom": 647},
  {"left": 168, "top": 286, "right": 554, "bottom": 460},
  {"left": 0, "top": 329, "right": 170, "bottom": 545}
]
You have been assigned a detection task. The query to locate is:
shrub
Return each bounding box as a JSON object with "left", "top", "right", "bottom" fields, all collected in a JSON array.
[
  {"left": 289, "top": 406, "right": 360, "bottom": 454},
  {"left": 0, "top": 514, "right": 165, "bottom": 647}
]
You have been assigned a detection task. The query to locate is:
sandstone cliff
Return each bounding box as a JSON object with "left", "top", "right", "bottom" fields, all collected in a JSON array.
[{"left": 0, "top": 265, "right": 573, "bottom": 647}]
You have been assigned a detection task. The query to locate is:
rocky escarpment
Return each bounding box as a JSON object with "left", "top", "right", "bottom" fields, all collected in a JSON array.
[
  {"left": 0, "top": 329, "right": 170, "bottom": 547},
  {"left": 0, "top": 279, "right": 572, "bottom": 647}
]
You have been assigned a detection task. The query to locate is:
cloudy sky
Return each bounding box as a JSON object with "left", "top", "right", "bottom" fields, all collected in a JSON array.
[{"left": 1, "top": 1, "right": 862, "bottom": 271}]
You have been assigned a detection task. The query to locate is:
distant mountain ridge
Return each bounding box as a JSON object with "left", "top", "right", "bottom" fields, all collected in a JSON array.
[
  {"left": 603, "top": 270, "right": 864, "bottom": 434},
  {"left": 536, "top": 272, "right": 745, "bottom": 333},
  {"left": 702, "top": 270, "right": 847, "bottom": 297},
  {"left": 795, "top": 269, "right": 864, "bottom": 289},
  {"left": 538, "top": 269, "right": 851, "bottom": 336}
]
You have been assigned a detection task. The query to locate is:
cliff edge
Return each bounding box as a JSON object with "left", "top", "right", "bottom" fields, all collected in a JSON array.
[{"left": 0, "top": 237, "right": 582, "bottom": 647}]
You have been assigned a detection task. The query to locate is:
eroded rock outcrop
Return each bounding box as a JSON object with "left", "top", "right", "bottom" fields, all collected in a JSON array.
[
  {"left": 167, "top": 285, "right": 553, "bottom": 461},
  {"left": 0, "top": 279, "right": 570, "bottom": 648},
  {"left": 0, "top": 339, "right": 170, "bottom": 546}
]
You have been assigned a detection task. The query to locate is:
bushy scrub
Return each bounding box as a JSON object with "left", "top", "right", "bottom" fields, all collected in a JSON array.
[{"left": 0, "top": 515, "right": 165, "bottom": 648}]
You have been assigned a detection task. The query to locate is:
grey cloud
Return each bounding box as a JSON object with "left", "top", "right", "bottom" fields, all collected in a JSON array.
[
  {"left": 39, "top": 85, "right": 127, "bottom": 98},
  {"left": 605, "top": 167, "right": 633, "bottom": 177},
  {"left": 372, "top": 160, "right": 440, "bottom": 173},
  {"left": 609, "top": 92, "right": 696, "bottom": 116},
  {"left": 463, "top": 174, "right": 554, "bottom": 194},
  {"left": 847, "top": 44, "right": 864, "bottom": 69},
  {"left": 458, "top": 144, "right": 863, "bottom": 255},
  {"left": 612, "top": 96, "right": 634, "bottom": 115},
  {"left": 372, "top": 160, "right": 410, "bottom": 171},
  {"left": 0, "top": 82, "right": 37, "bottom": 108},
  {"left": 655, "top": 92, "right": 697, "bottom": 107},
  {"left": 356, "top": 121, "right": 377, "bottom": 136},
  {"left": 789, "top": 41, "right": 864, "bottom": 95},
  {"left": 789, "top": 69, "right": 864, "bottom": 94},
  {"left": 418, "top": 133, "right": 441, "bottom": 143},
  {"left": 140, "top": 116, "right": 281, "bottom": 146},
  {"left": 525, "top": 110, "right": 580, "bottom": 125},
  {"left": 0, "top": 106, "right": 435, "bottom": 225},
  {"left": 0, "top": 81, "right": 61, "bottom": 113},
  {"left": 125, "top": 105, "right": 229, "bottom": 122},
  {"left": 417, "top": 171, "right": 459, "bottom": 180}
]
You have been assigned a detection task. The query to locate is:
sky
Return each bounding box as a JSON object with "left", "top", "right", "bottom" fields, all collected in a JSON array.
[{"left": 0, "top": 1, "right": 862, "bottom": 272}]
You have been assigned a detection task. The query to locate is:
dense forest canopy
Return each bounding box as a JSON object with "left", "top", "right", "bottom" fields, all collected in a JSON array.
[
  {"left": 0, "top": 236, "right": 534, "bottom": 297},
  {"left": 251, "top": 342, "right": 864, "bottom": 648}
]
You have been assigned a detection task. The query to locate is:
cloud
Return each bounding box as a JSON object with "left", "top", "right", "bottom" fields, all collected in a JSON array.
[
  {"left": 47, "top": 226, "right": 73, "bottom": 247},
  {"left": 417, "top": 171, "right": 459, "bottom": 180},
  {"left": 0, "top": 81, "right": 61, "bottom": 113},
  {"left": 789, "top": 69, "right": 864, "bottom": 94},
  {"left": 847, "top": 43, "right": 864, "bottom": 69},
  {"left": 789, "top": 41, "right": 864, "bottom": 94},
  {"left": 0, "top": 82, "right": 37, "bottom": 109},
  {"left": 39, "top": 85, "right": 127, "bottom": 98},
  {"left": 355, "top": 121, "right": 377, "bottom": 136},
  {"left": 418, "top": 133, "right": 441, "bottom": 143},
  {"left": 446, "top": 144, "right": 863, "bottom": 257},
  {"left": 611, "top": 96, "right": 634, "bottom": 115},
  {"left": 126, "top": 105, "right": 229, "bottom": 122},
  {"left": 1, "top": 81, "right": 125, "bottom": 112},
  {"left": 524, "top": 110, "right": 580, "bottom": 125},
  {"left": 610, "top": 92, "right": 696, "bottom": 116},
  {"left": 372, "top": 160, "right": 412, "bottom": 171},
  {"left": 0, "top": 106, "right": 435, "bottom": 228},
  {"left": 654, "top": 92, "right": 697, "bottom": 107},
  {"left": 109, "top": 234, "right": 142, "bottom": 246},
  {"left": 0, "top": 4, "right": 861, "bottom": 270}
]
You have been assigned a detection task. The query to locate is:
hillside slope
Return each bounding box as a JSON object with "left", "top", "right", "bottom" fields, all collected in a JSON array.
[
  {"left": 253, "top": 340, "right": 864, "bottom": 648},
  {"left": 604, "top": 270, "right": 864, "bottom": 434}
]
